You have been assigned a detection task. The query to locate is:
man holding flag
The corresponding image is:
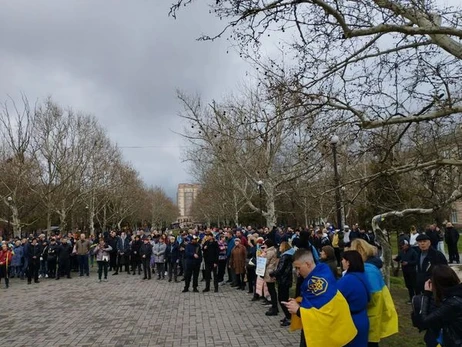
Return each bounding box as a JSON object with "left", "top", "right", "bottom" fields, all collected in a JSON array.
[{"left": 283, "top": 248, "right": 357, "bottom": 347}]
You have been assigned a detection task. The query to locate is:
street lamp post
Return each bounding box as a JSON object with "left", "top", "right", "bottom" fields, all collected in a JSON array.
[
  {"left": 330, "top": 135, "right": 342, "bottom": 231},
  {"left": 257, "top": 180, "right": 263, "bottom": 227}
]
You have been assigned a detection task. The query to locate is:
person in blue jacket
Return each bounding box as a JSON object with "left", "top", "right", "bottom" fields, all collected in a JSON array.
[{"left": 338, "top": 250, "right": 370, "bottom": 347}]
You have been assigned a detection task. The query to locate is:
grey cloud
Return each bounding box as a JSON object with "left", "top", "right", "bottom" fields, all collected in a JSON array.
[{"left": 0, "top": 0, "right": 249, "bottom": 199}]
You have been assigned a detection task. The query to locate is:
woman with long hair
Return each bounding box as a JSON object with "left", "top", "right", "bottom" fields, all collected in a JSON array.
[
  {"left": 270, "top": 241, "right": 294, "bottom": 326},
  {"left": 416, "top": 265, "right": 462, "bottom": 347},
  {"left": 349, "top": 238, "right": 398, "bottom": 346},
  {"left": 338, "top": 250, "right": 370, "bottom": 347}
]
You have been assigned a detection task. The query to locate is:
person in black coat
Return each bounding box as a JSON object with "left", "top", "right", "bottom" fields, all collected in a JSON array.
[
  {"left": 416, "top": 265, "right": 462, "bottom": 347},
  {"left": 116, "top": 232, "right": 130, "bottom": 274},
  {"left": 270, "top": 241, "right": 293, "bottom": 327},
  {"left": 182, "top": 235, "right": 202, "bottom": 293},
  {"left": 445, "top": 222, "right": 460, "bottom": 264},
  {"left": 47, "top": 238, "right": 59, "bottom": 278},
  {"left": 246, "top": 236, "right": 257, "bottom": 296},
  {"left": 139, "top": 237, "right": 152, "bottom": 280},
  {"left": 165, "top": 236, "right": 180, "bottom": 282},
  {"left": 394, "top": 240, "right": 418, "bottom": 303},
  {"left": 27, "top": 238, "right": 42, "bottom": 284},
  {"left": 107, "top": 231, "right": 119, "bottom": 274},
  {"left": 130, "top": 235, "right": 142, "bottom": 275},
  {"left": 415, "top": 234, "right": 447, "bottom": 294},
  {"left": 56, "top": 237, "right": 72, "bottom": 280},
  {"left": 202, "top": 232, "right": 219, "bottom": 292}
]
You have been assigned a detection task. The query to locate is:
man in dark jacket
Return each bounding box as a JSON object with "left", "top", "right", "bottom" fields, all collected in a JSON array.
[
  {"left": 182, "top": 235, "right": 202, "bottom": 293},
  {"left": 415, "top": 234, "right": 447, "bottom": 294},
  {"left": 445, "top": 222, "right": 460, "bottom": 264},
  {"left": 165, "top": 236, "right": 180, "bottom": 282},
  {"left": 202, "top": 232, "right": 219, "bottom": 292},
  {"left": 130, "top": 235, "right": 142, "bottom": 275},
  {"left": 56, "top": 237, "right": 72, "bottom": 280},
  {"left": 27, "top": 238, "right": 41, "bottom": 284},
  {"left": 47, "top": 238, "right": 59, "bottom": 278},
  {"left": 394, "top": 240, "right": 418, "bottom": 303},
  {"left": 139, "top": 237, "right": 152, "bottom": 280},
  {"left": 107, "top": 231, "right": 119, "bottom": 274},
  {"left": 116, "top": 232, "right": 130, "bottom": 274}
]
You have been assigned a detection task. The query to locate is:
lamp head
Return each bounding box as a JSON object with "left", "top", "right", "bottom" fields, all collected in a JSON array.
[{"left": 330, "top": 135, "right": 339, "bottom": 145}]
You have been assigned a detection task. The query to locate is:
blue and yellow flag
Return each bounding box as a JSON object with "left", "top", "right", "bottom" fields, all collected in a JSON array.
[
  {"left": 291, "top": 263, "right": 357, "bottom": 346},
  {"left": 365, "top": 263, "right": 398, "bottom": 342}
]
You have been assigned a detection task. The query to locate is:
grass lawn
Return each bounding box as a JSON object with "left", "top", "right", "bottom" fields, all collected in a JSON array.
[{"left": 381, "top": 276, "right": 425, "bottom": 346}]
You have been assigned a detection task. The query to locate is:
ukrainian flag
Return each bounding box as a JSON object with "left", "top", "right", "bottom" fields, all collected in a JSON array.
[
  {"left": 365, "top": 263, "right": 398, "bottom": 342},
  {"left": 290, "top": 263, "right": 357, "bottom": 346}
]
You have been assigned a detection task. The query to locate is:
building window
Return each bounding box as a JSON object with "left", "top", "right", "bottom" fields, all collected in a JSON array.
[{"left": 451, "top": 210, "right": 458, "bottom": 224}]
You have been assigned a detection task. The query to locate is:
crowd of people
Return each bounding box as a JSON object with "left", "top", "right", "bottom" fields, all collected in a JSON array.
[{"left": 0, "top": 221, "right": 461, "bottom": 346}]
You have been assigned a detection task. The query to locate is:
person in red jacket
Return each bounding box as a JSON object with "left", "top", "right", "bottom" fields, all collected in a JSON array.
[{"left": 0, "top": 243, "right": 13, "bottom": 288}]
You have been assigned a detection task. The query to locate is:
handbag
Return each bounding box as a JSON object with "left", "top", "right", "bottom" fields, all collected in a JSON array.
[{"left": 248, "top": 257, "right": 256, "bottom": 267}]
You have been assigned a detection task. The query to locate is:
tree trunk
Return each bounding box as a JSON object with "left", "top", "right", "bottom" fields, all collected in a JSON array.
[
  {"left": 103, "top": 204, "right": 107, "bottom": 232},
  {"left": 11, "top": 205, "right": 21, "bottom": 238},
  {"left": 58, "top": 209, "right": 67, "bottom": 235},
  {"left": 264, "top": 184, "right": 277, "bottom": 227},
  {"left": 46, "top": 208, "right": 52, "bottom": 235},
  {"left": 372, "top": 216, "right": 392, "bottom": 287}
]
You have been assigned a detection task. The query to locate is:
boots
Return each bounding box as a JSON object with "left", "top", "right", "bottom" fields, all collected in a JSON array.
[{"left": 265, "top": 307, "right": 279, "bottom": 316}]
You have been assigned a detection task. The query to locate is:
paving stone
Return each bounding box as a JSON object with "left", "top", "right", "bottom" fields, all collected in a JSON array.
[{"left": 1, "top": 272, "right": 299, "bottom": 346}]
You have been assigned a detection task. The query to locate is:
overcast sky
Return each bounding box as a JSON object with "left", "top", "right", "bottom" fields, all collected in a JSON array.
[{"left": 0, "top": 0, "right": 251, "bottom": 200}]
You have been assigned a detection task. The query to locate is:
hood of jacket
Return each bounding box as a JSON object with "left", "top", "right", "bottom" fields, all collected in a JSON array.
[
  {"left": 282, "top": 248, "right": 295, "bottom": 257},
  {"left": 366, "top": 256, "right": 383, "bottom": 269}
]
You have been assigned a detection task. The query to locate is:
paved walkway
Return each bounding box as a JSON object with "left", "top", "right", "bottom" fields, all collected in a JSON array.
[{"left": 0, "top": 271, "right": 299, "bottom": 347}]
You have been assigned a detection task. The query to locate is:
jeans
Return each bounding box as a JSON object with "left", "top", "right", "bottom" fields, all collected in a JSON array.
[
  {"left": 142, "top": 257, "right": 151, "bottom": 279},
  {"left": 78, "top": 254, "right": 89, "bottom": 275},
  {"left": 40, "top": 259, "right": 48, "bottom": 277},
  {"left": 437, "top": 241, "right": 445, "bottom": 255},
  {"left": 168, "top": 261, "right": 178, "bottom": 281},
  {"left": 11, "top": 265, "right": 23, "bottom": 278},
  {"left": 217, "top": 259, "right": 227, "bottom": 282},
  {"left": 97, "top": 261, "right": 108, "bottom": 280},
  {"left": 156, "top": 263, "right": 165, "bottom": 278}
]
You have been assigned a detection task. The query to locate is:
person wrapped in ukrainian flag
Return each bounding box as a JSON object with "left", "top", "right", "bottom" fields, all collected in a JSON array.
[{"left": 283, "top": 248, "right": 357, "bottom": 347}]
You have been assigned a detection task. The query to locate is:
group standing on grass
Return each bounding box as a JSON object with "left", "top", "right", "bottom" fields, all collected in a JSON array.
[{"left": 0, "top": 221, "right": 461, "bottom": 346}]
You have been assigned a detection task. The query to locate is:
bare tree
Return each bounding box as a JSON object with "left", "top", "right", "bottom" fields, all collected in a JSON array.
[
  {"left": 178, "top": 83, "right": 324, "bottom": 227},
  {"left": 0, "top": 96, "right": 40, "bottom": 237}
]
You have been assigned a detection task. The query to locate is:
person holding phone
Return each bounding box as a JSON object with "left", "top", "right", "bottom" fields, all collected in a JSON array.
[
  {"left": 93, "top": 238, "right": 112, "bottom": 282},
  {"left": 415, "top": 265, "right": 462, "bottom": 347},
  {"left": 282, "top": 248, "right": 357, "bottom": 347}
]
